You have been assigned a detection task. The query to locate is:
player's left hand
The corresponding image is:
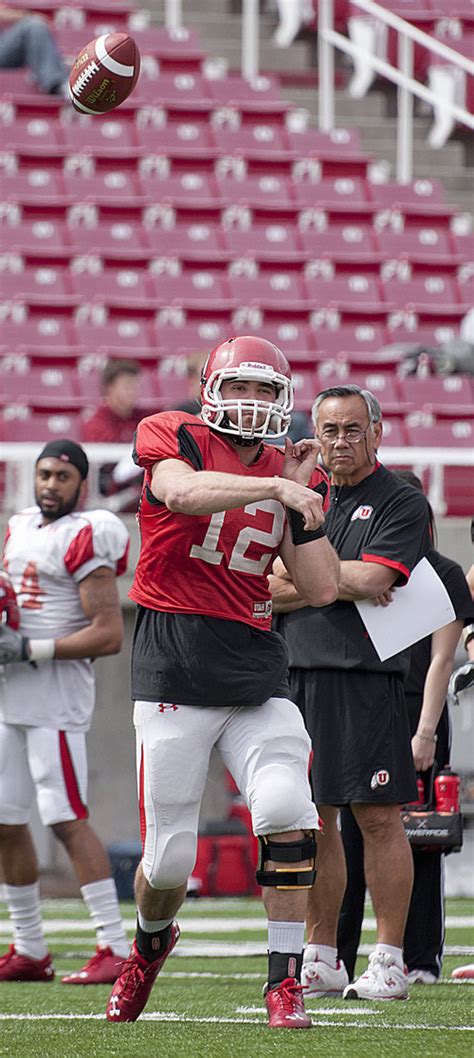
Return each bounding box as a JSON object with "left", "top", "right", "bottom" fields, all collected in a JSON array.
[
  {"left": 281, "top": 437, "right": 321, "bottom": 485},
  {"left": 371, "top": 588, "right": 395, "bottom": 607},
  {"left": 0, "top": 625, "right": 31, "bottom": 664}
]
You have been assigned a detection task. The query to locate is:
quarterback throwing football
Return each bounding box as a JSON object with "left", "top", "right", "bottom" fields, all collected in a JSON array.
[
  {"left": 0, "top": 440, "right": 130, "bottom": 985},
  {"left": 106, "top": 336, "right": 340, "bottom": 1029}
]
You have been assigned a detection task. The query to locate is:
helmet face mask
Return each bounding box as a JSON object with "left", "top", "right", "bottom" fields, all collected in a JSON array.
[{"left": 201, "top": 337, "right": 294, "bottom": 443}]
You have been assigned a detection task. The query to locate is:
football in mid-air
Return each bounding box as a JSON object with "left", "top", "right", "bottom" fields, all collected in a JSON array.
[{"left": 68, "top": 33, "right": 140, "bottom": 115}]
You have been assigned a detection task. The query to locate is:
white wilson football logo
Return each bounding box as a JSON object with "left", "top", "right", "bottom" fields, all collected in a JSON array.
[{"left": 351, "top": 505, "right": 373, "bottom": 521}]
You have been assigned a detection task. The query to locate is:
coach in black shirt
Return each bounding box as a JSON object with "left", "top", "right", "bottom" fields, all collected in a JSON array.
[{"left": 271, "top": 384, "right": 431, "bottom": 1002}]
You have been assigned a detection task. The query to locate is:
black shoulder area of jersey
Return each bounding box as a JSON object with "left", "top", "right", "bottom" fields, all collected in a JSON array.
[{"left": 177, "top": 422, "right": 204, "bottom": 471}]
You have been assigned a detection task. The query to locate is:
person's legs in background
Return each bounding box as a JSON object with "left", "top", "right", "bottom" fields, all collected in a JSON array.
[
  {"left": 337, "top": 806, "right": 367, "bottom": 982},
  {"left": 0, "top": 17, "right": 67, "bottom": 94}
]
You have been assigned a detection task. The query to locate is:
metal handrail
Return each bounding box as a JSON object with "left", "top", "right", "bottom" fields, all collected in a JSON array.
[
  {"left": 347, "top": 0, "right": 474, "bottom": 73},
  {"left": 319, "top": 0, "right": 474, "bottom": 182}
]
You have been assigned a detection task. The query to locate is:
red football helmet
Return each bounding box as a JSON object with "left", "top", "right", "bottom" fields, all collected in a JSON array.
[
  {"left": 200, "top": 335, "right": 293, "bottom": 441},
  {"left": 0, "top": 571, "right": 20, "bottom": 631}
]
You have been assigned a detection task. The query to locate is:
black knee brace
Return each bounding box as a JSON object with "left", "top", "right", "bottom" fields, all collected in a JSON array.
[{"left": 256, "top": 831, "right": 317, "bottom": 890}]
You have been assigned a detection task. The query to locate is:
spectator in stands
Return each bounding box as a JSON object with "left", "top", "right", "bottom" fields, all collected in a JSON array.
[
  {"left": 270, "top": 384, "right": 431, "bottom": 1001},
  {"left": 0, "top": 4, "right": 68, "bottom": 95},
  {"left": 82, "top": 359, "right": 144, "bottom": 513},
  {"left": 0, "top": 440, "right": 130, "bottom": 985},
  {"left": 337, "top": 471, "right": 474, "bottom": 985},
  {"left": 174, "top": 352, "right": 205, "bottom": 416}
]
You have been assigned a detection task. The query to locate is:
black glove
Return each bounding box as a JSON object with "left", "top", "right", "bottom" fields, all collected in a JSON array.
[{"left": 0, "top": 624, "right": 31, "bottom": 665}]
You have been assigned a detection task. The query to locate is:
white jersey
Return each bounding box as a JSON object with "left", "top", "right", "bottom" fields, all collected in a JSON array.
[{"left": 1, "top": 507, "right": 129, "bottom": 731}]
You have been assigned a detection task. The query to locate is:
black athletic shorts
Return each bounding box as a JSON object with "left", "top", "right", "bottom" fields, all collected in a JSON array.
[{"left": 289, "top": 668, "right": 418, "bottom": 806}]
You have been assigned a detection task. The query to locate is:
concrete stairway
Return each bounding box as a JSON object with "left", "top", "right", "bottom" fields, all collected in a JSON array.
[{"left": 146, "top": 2, "right": 472, "bottom": 216}]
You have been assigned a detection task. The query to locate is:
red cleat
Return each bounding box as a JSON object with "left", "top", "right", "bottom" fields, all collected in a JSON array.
[
  {"left": 106, "top": 922, "right": 180, "bottom": 1022},
  {"left": 265, "top": 977, "right": 312, "bottom": 1028},
  {"left": 62, "top": 946, "right": 128, "bottom": 985},
  {"left": 0, "top": 944, "right": 54, "bottom": 982}
]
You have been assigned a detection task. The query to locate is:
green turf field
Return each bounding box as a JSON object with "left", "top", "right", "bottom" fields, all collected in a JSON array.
[{"left": 0, "top": 896, "right": 472, "bottom": 1058}]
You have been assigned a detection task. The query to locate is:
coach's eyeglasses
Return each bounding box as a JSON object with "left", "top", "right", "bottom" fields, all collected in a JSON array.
[{"left": 317, "top": 425, "right": 371, "bottom": 445}]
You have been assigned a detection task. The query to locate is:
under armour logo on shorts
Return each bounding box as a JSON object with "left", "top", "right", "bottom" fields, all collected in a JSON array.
[{"left": 158, "top": 703, "right": 179, "bottom": 712}]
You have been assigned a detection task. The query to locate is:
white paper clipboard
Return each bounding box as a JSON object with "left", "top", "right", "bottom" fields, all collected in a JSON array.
[{"left": 355, "top": 556, "right": 456, "bottom": 661}]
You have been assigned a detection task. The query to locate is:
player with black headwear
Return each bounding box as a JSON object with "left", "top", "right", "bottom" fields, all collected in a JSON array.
[{"left": 0, "top": 440, "right": 131, "bottom": 985}]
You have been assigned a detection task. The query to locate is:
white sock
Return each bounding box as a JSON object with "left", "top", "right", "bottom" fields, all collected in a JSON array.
[
  {"left": 304, "top": 943, "right": 338, "bottom": 969},
  {"left": 268, "top": 920, "right": 305, "bottom": 953},
  {"left": 137, "top": 911, "right": 174, "bottom": 932},
  {"left": 5, "top": 882, "right": 48, "bottom": 961},
  {"left": 81, "top": 879, "right": 129, "bottom": 958},
  {"left": 375, "top": 943, "right": 404, "bottom": 969}
]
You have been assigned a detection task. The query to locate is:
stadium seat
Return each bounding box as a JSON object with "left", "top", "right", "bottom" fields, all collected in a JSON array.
[
  {"left": 211, "top": 124, "right": 289, "bottom": 156},
  {"left": 381, "top": 275, "right": 461, "bottom": 309},
  {"left": 227, "top": 268, "right": 307, "bottom": 308},
  {"left": 293, "top": 176, "right": 370, "bottom": 210},
  {"left": 1, "top": 317, "right": 75, "bottom": 347},
  {"left": 139, "top": 172, "right": 220, "bottom": 209},
  {"left": 3, "top": 404, "right": 82, "bottom": 441},
  {"left": 398, "top": 375, "right": 473, "bottom": 413},
  {"left": 0, "top": 217, "right": 69, "bottom": 255},
  {"left": 205, "top": 74, "right": 282, "bottom": 106},
  {"left": 367, "top": 179, "right": 446, "bottom": 210},
  {"left": 300, "top": 221, "right": 378, "bottom": 262},
  {"left": 71, "top": 267, "right": 154, "bottom": 305},
  {"left": 0, "top": 169, "right": 67, "bottom": 205},
  {"left": 147, "top": 221, "right": 226, "bottom": 259},
  {"left": 376, "top": 227, "right": 455, "bottom": 263},
  {"left": 65, "top": 169, "right": 143, "bottom": 206},
  {"left": 378, "top": 418, "right": 408, "bottom": 447},
  {"left": 1, "top": 116, "right": 64, "bottom": 151},
  {"left": 62, "top": 118, "right": 139, "bottom": 153},
  {"left": 134, "top": 72, "right": 212, "bottom": 108},
  {"left": 2, "top": 362, "right": 78, "bottom": 402},
  {"left": 285, "top": 127, "right": 362, "bottom": 154},
  {"left": 0, "top": 266, "right": 72, "bottom": 301},
  {"left": 135, "top": 116, "right": 215, "bottom": 154},
  {"left": 314, "top": 321, "right": 389, "bottom": 356},
  {"left": 153, "top": 319, "right": 231, "bottom": 356},
  {"left": 216, "top": 174, "right": 295, "bottom": 209},
  {"left": 67, "top": 220, "right": 150, "bottom": 256},
  {"left": 71, "top": 318, "right": 154, "bottom": 350},
  {"left": 149, "top": 268, "right": 230, "bottom": 308},
  {"left": 303, "top": 273, "right": 382, "bottom": 307},
  {"left": 222, "top": 219, "right": 302, "bottom": 260},
  {"left": 405, "top": 418, "right": 474, "bottom": 448}
]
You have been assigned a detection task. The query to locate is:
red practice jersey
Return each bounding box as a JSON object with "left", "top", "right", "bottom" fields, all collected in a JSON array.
[{"left": 131, "top": 411, "right": 329, "bottom": 630}]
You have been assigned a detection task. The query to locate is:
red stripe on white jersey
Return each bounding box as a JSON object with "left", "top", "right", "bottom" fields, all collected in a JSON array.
[
  {"left": 115, "top": 538, "right": 130, "bottom": 577},
  {"left": 59, "top": 731, "right": 88, "bottom": 819},
  {"left": 63, "top": 523, "right": 95, "bottom": 575}
]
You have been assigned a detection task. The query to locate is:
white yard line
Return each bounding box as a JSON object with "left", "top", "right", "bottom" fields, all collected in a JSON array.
[
  {"left": 0, "top": 1012, "right": 471, "bottom": 1030},
  {"left": 0, "top": 915, "right": 471, "bottom": 935}
]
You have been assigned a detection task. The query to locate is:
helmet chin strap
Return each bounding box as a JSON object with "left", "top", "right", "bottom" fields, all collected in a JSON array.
[{"left": 220, "top": 412, "right": 259, "bottom": 446}]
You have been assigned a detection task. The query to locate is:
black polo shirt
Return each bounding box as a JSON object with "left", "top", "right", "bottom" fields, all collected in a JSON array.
[{"left": 281, "top": 463, "right": 431, "bottom": 675}]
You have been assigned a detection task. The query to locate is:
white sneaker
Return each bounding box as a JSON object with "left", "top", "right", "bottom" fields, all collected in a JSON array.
[
  {"left": 343, "top": 952, "right": 409, "bottom": 1001},
  {"left": 406, "top": 969, "right": 438, "bottom": 985},
  {"left": 451, "top": 963, "right": 474, "bottom": 980},
  {"left": 301, "top": 947, "right": 349, "bottom": 997}
]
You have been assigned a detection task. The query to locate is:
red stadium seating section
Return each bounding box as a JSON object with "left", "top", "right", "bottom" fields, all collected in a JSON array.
[{"left": 0, "top": 1, "right": 472, "bottom": 513}]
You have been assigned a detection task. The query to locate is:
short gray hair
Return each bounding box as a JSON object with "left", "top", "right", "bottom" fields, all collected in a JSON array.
[{"left": 311, "top": 384, "right": 382, "bottom": 427}]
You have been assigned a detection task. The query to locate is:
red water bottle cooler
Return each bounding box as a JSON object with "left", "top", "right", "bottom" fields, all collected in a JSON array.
[{"left": 434, "top": 767, "right": 461, "bottom": 813}]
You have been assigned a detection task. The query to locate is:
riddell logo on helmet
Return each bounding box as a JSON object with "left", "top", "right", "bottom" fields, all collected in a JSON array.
[
  {"left": 240, "top": 361, "right": 274, "bottom": 373},
  {"left": 371, "top": 769, "right": 390, "bottom": 789}
]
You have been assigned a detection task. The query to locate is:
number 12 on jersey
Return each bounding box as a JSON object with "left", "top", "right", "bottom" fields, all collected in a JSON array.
[{"left": 190, "top": 500, "right": 285, "bottom": 575}]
